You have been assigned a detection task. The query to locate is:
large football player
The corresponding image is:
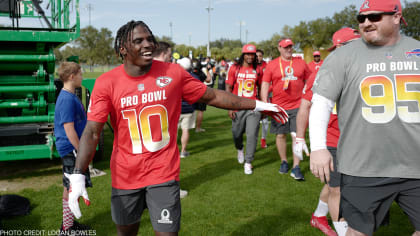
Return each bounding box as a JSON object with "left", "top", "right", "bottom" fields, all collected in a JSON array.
[{"left": 309, "top": 0, "right": 420, "bottom": 235}]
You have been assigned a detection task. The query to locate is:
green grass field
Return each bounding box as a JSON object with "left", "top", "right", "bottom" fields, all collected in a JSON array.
[{"left": 1, "top": 106, "right": 415, "bottom": 235}]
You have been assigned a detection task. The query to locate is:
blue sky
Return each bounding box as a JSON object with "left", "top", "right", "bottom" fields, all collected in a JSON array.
[
  {"left": 79, "top": 0, "right": 416, "bottom": 47},
  {"left": 2, "top": 0, "right": 416, "bottom": 47}
]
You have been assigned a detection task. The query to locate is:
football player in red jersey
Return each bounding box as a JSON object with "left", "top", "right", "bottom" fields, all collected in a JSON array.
[
  {"left": 66, "top": 20, "right": 288, "bottom": 236},
  {"left": 307, "top": 51, "right": 323, "bottom": 74},
  {"left": 256, "top": 49, "right": 270, "bottom": 149},
  {"left": 295, "top": 27, "right": 360, "bottom": 236},
  {"left": 261, "top": 38, "right": 312, "bottom": 181},
  {"left": 226, "top": 44, "right": 263, "bottom": 174},
  {"left": 310, "top": 0, "right": 420, "bottom": 235}
]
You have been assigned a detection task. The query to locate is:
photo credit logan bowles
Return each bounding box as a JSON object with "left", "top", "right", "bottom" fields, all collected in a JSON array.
[{"left": 0, "top": 229, "right": 96, "bottom": 236}]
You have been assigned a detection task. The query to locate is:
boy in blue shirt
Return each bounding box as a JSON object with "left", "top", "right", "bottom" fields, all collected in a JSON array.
[{"left": 54, "top": 62, "right": 91, "bottom": 235}]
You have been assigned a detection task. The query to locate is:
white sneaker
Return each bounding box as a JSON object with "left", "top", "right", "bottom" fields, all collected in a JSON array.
[
  {"left": 180, "top": 151, "right": 189, "bottom": 158},
  {"left": 180, "top": 189, "right": 188, "bottom": 198},
  {"left": 237, "top": 149, "right": 244, "bottom": 164},
  {"left": 244, "top": 163, "right": 253, "bottom": 175}
]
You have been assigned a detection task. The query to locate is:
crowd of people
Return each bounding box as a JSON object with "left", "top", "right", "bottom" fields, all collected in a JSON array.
[{"left": 53, "top": 0, "right": 419, "bottom": 235}]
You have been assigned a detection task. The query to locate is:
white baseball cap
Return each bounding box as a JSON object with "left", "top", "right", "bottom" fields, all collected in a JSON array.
[{"left": 177, "top": 57, "right": 191, "bottom": 70}]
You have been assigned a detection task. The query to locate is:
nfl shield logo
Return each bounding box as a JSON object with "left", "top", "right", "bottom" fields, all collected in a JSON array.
[{"left": 138, "top": 84, "right": 145, "bottom": 91}]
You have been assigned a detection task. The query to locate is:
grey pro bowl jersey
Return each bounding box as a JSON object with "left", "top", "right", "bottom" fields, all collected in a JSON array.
[{"left": 312, "top": 36, "right": 420, "bottom": 178}]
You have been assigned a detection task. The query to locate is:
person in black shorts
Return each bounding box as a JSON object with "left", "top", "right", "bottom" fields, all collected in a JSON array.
[
  {"left": 310, "top": 0, "right": 420, "bottom": 235},
  {"left": 192, "top": 58, "right": 211, "bottom": 132},
  {"left": 54, "top": 62, "right": 92, "bottom": 235}
]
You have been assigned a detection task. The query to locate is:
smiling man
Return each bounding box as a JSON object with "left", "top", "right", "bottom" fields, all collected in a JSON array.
[
  {"left": 65, "top": 21, "right": 288, "bottom": 236},
  {"left": 309, "top": 0, "right": 420, "bottom": 235}
]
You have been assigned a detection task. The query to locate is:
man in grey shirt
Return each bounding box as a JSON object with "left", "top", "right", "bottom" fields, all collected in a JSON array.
[{"left": 309, "top": 0, "right": 420, "bottom": 235}]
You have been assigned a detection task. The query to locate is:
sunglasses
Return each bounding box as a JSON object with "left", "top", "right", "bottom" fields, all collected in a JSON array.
[{"left": 356, "top": 12, "right": 396, "bottom": 23}]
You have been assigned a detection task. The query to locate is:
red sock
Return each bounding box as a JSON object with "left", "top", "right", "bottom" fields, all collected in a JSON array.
[{"left": 62, "top": 198, "right": 74, "bottom": 230}]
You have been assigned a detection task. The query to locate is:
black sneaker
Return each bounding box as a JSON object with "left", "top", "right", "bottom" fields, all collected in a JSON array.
[{"left": 59, "top": 221, "right": 91, "bottom": 236}]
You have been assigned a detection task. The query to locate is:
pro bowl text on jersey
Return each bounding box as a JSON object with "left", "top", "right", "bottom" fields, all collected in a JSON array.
[
  {"left": 366, "top": 61, "right": 418, "bottom": 73},
  {"left": 121, "top": 90, "right": 168, "bottom": 109}
]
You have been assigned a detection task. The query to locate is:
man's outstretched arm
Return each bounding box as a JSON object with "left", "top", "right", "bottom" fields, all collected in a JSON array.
[
  {"left": 198, "top": 87, "right": 255, "bottom": 110},
  {"left": 197, "top": 87, "right": 288, "bottom": 124}
]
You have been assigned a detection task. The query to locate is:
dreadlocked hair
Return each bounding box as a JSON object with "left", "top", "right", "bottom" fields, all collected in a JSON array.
[
  {"left": 235, "top": 53, "right": 259, "bottom": 71},
  {"left": 114, "top": 20, "right": 158, "bottom": 60}
]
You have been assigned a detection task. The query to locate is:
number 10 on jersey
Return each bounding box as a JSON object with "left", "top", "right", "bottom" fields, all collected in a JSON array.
[{"left": 122, "top": 105, "right": 170, "bottom": 154}]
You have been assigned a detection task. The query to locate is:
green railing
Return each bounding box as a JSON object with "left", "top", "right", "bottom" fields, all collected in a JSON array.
[{"left": 0, "top": 0, "right": 80, "bottom": 161}]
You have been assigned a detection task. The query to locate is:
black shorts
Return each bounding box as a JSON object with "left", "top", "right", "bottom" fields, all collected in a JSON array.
[
  {"left": 111, "top": 180, "right": 181, "bottom": 232},
  {"left": 270, "top": 108, "right": 298, "bottom": 134},
  {"left": 327, "top": 147, "right": 341, "bottom": 188},
  {"left": 194, "top": 103, "right": 207, "bottom": 111},
  {"left": 340, "top": 175, "right": 420, "bottom": 235},
  {"left": 62, "top": 150, "right": 92, "bottom": 190}
]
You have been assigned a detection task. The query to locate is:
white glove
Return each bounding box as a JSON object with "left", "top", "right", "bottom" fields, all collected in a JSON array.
[
  {"left": 66, "top": 173, "right": 90, "bottom": 219},
  {"left": 293, "top": 137, "right": 309, "bottom": 161},
  {"left": 254, "top": 100, "right": 289, "bottom": 124},
  {"left": 254, "top": 100, "right": 277, "bottom": 112}
]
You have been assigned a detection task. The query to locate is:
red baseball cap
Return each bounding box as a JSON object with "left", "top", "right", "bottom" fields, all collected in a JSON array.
[
  {"left": 313, "top": 51, "right": 321, "bottom": 56},
  {"left": 278, "top": 39, "right": 294, "bottom": 48},
  {"left": 328, "top": 28, "right": 361, "bottom": 51},
  {"left": 359, "top": 0, "right": 407, "bottom": 25},
  {"left": 242, "top": 44, "right": 256, "bottom": 54}
]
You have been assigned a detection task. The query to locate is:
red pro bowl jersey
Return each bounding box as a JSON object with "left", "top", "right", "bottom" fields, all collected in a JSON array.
[
  {"left": 327, "top": 113, "right": 339, "bottom": 148},
  {"left": 259, "top": 61, "right": 267, "bottom": 72},
  {"left": 302, "top": 73, "right": 339, "bottom": 148},
  {"left": 307, "top": 60, "right": 323, "bottom": 74},
  {"left": 302, "top": 73, "right": 316, "bottom": 101},
  {"left": 226, "top": 64, "right": 261, "bottom": 100},
  {"left": 262, "top": 57, "right": 311, "bottom": 110},
  {"left": 87, "top": 61, "right": 207, "bottom": 189}
]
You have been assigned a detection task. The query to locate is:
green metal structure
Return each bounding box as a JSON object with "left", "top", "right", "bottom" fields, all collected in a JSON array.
[{"left": 0, "top": 0, "right": 80, "bottom": 161}]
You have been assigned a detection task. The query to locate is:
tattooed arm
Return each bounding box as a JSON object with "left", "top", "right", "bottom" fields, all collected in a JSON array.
[{"left": 197, "top": 87, "right": 256, "bottom": 110}]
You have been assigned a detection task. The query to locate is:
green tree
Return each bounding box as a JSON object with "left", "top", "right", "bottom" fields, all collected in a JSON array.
[
  {"left": 54, "top": 48, "right": 63, "bottom": 63},
  {"left": 402, "top": 1, "right": 420, "bottom": 40},
  {"left": 211, "top": 38, "right": 242, "bottom": 49},
  {"left": 207, "top": 39, "right": 243, "bottom": 60},
  {"left": 155, "top": 36, "right": 175, "bottom": 47},
  {"left": 195, "top": 46, "right": 207, "bottom": 59},
  {"left": 96, "top": 28, "right": 116, "bottom": 67},
  {"left": 76, "top": 26, "right": 115, "bottom": 71},
  {"left": 257, "top": 33, "right": 282, "bottom": 59},
  {"left": 54, "top": 45, "right": 81, "bottom": 63},
  {"left": 76, "top": 26, "right": 98, "bottom": 70},
  {"left": 331, "top": 5, "right": 359, "bottom": 30},
  {"left": 174, "top": 44, "right": 195, "bottom": 58},
  {"left": 289, "top": 21, "right": 311, "bottom": 51},
  {"left": 269, "top": 4, "right": 359, "bottom": 52},
  {"left": 308, "top": 18, "right": 334, "bottom": 49}
]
